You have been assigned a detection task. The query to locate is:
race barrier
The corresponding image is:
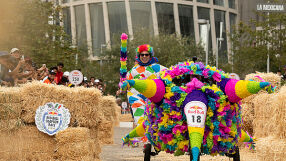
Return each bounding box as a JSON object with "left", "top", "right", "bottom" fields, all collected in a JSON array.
[{"left": 0, "top": 81, "right": 120, "bottom": 161}]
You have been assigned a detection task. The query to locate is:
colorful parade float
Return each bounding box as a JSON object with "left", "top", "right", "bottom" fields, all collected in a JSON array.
[{"left": 119, "top": 33, "right": 273, "bottom": 161}]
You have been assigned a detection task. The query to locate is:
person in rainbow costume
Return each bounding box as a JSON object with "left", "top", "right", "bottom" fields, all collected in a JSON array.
[
  {"left": 119, "top": 33, "right": 166, "bottom": 126},
  {"left": 121, "top": 60, "right": 272, "bottom": 161}
]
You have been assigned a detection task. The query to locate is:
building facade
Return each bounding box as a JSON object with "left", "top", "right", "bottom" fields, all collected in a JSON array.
[{"left": 60, "top": 0, "right": 238, "bottom": 63}]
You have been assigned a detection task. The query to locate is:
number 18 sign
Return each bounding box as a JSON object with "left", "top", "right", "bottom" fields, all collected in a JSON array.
[
  {"left": 184, "top": 101, "right": 207, "bottom": 128},
  {"left": 69, "top": 70, "right": 83, "bottom": 85}
]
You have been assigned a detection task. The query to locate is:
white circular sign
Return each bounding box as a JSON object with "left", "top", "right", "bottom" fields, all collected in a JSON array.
[
  {"left": 122, "top": 102, "right": 128, "bottom": 109},
  {"left": 35, "top": 102, "right": 71, "bottom": 136},
  {"left": 69, "top": 70, "right": 83, "bottom": 85}
]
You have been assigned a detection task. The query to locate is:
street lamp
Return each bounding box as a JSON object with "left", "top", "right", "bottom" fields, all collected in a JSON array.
[
  {"left": 216, "top": 22, "right": 224, "bottom": 68},
  {"left": 198, "top": 19, "right": 210, "bottom": 65}
]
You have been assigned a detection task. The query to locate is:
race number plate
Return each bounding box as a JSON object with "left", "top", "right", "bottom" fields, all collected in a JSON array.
[{"left": 184, "top": 101, "right": 207, "bottom": 128}]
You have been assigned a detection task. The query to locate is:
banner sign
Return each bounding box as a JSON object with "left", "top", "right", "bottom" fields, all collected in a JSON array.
[
  {"left": 184, "top": 101, "right": 207, "bottom": 128},
  {"left": 69, "top": 70, "right": 83, "bottom": 85},
  {"left": 257, "top": 4, "right": 285, "bottom": 12},
  {"left": 35, "top": 102, "right": 71, "bottom": 136}
]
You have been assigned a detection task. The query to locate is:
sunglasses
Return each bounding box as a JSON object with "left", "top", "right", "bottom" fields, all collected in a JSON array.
[{"left": 140, "top": 54, "right": 150, "bottom": 57}]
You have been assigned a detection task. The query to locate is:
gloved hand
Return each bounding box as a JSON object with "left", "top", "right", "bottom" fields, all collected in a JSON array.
[{"left": 120, "top": 80, "right": 135, "bottom": 91}]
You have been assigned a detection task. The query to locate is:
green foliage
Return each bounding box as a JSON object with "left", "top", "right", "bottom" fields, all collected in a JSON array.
[
  {"left": 229, "top": 3, "right": 286, "bottom": 78},
  {"left": 0, "top": 0, "right": 78, "bottom": 70}
]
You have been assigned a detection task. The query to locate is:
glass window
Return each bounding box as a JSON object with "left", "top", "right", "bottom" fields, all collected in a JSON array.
[
  {"left": 197, "top": 7, "right": 212, "bottom": 58},
  {"left": 62, "top": 7, "right": 71, "bottom": 38},
  {"left": 213, "top": 0, "right": 224, "bottom": 6},
  {"left": 229, "top": 13, "right": 236, "bottom": 35},
  {"left": 155, "top": 2, "right": 175, "bottom": 34},
  {"left": 107, "top": 2, "right": 128, "bottom": 41},
  {"left": 178, "top": 4, "right": 194, "bottom": 39},
  {"left": 197, "top": 0, "right": 209, "bottom": 3},
  {"left": 74, "top": 5, "right": 87, "bottom": 50},
  {"left": 228, "top": 0, "right": 236, "bottom": 9},
  {"left": 214, "top": 10, "right": 227, "bottom": 64},
  {"left": 130, "top": 1, "right": 153, "bottom": 34},
  {"left": 89, "top": 3, "right": 106, "bottom": 57}
]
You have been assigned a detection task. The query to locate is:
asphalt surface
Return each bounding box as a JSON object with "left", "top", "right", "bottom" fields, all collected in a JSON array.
[{"left": 100, "top": 126, "right": 258, "bottom": 161}]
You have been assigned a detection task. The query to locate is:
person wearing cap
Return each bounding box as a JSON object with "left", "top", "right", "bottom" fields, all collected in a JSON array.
[
  {"left": 0, "top": 48, "right": 25, "bottom": 85},
  {"left": 43, "top": 70, "right": 56, "bottom": 84},
  {"left": 59, "top": 71, "right": 70, "bottom": 86},
  {"left": 125, "top": 44, "right": 166, "bottom": 127}
]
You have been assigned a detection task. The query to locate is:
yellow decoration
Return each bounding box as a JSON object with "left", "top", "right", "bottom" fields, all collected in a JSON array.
[{"left": 235, "top": 80, "right": 251, "bottom": 99}]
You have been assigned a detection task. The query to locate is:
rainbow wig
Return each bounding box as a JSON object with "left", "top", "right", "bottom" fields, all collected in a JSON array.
[{"left": 136, "top": 44, "right": 154, "bottom": 57}]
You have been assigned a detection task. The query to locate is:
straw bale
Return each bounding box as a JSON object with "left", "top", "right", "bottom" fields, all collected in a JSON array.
[
  {"left": 0, "top": 87, "right": 22, "bottom": 103},
  {"left": 0, "top": 125, "right": 56, "bottom": 160},
  {"left": 0, "top": 119, "right": 22, "bottom": 132},
  {"left": 0, "top": 102, "right": 22, "bottom": 120},
  {"left": 270, "top": 86, "right": 286, "bottom": 139},
  {"left": 252, "top": 93, "right": 276, "bottom": 138},
  {"left": 97, "top": 121, "right": 114, "bottom": 145},
  {"left": 98, "top": 96, "right": 121, "bottom": 124},
  {"left": 56, "top": 140, "right": 95, "bottom": 160},
  {"left": 256, "top": 136, "right": 286, "bottom": 161},
  {"left": 245, "top": 71, "right": 281, "bottom": 87},
  {"left": 56, "top": 127, "right": 90, "bottom": 144},
  {"left": 19, "top": 81, "right": 102, "bottom": 128},
  {"left": 119, "top": 114, "right": 134, "bottom": 122}
]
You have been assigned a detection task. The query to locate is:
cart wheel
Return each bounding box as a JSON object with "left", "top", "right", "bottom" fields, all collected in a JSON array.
[
  {"left": 144, "top": 143, "right": 152, "bottom": 161},
  {"left": 232, "top": 147, "right": 240, "bottom": 161}
]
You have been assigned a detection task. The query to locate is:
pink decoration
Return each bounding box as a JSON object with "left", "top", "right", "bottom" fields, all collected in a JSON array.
[
  {"left": 150, "top": 79, "right": 166, "bottom": 103},
  {"left": 121, "top": 33, "right": 128, "bottom": 40},
  {"left": 212, "top": 72, "right": 221, "bottom": 82},
  {"left": 182, "top": 78, "right": 204, "bottom": 93},
  {"left": 225, "top": 79, "right": 241, "bottom": 103}
]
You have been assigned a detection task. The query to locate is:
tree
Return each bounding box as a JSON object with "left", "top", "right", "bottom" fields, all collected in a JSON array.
[
  {"left": 0, "top": 0, "right": 78, "bottom": 70},
  {"left": 229, "top": 0, "right": 286, "bottom": 77}
]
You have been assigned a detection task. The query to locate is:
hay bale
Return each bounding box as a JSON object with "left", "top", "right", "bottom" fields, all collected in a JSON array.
[
  {"left": 56, "top": 127, "right": 96, "bottom": 161},
  {"left": 245, "top": 72, "right": 281, "bottom": 87},
  {"left": 97, "top": 121, "right": 114, "bottom": 145},
  {"left": 98, "top": 95, "right": 121, "bottom": 124},
  {"left": 119, "top": 114, "right": 134, "bottom": 122},
  {"left": 0, "top": 126, "right": 56, "bottom": 160},
  {"left": 256, "top": 136, "right": 286, "bottom": 161},
  {"left": 252, "top": 93, "right": 276, "bottom": 138},
  {"left": 19, "top": 81, "right": 102, "bottom": 128},
  {"left": 56, "top": 127, "right": 90, "bottom": 144}
]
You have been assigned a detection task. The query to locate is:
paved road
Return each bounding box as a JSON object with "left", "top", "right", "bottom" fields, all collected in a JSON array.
[{"left": 100, "top": 126, "right": 258, "bottom": 161}]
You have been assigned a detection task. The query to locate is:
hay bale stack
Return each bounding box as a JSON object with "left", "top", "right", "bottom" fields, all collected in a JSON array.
[
  {"left": 252, "top": 86, "right": 286, "bottom": 138},
  {"left": 55, "top": 127, "right": 97, "bottom": 161},
  {"left": 256, "top": 137, "right": 286, "bottom": 161},
  {"left": 96, "top": 96, "right": 120, "bottom": 145},
  {"left": 19, "top": 81, "right": 102, "bottom": 128},
  {"left": 241, "top": 94, "right": 257, "bottom": 135},
  {"left": 268, "top": 86, "right": 286, "bottom": 139},
  {"left": 245, "top": 72, "right": 281, "bottom": 87},
  {"left": 0, "top": 126, "right": 56, "bottom": 160},
  {"left": 252, "top": 93, "right": 276, "bottom": 138}
]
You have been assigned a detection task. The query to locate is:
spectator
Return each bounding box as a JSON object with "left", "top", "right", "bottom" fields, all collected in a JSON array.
[
  {"left": 94, "top": 79, "right": 100, "bottom": 88},
  {"left": 43, "top": 70, "right": 56, "bottom": 84},
  {"left": 59, "top": 71, "right": 70, "bottom": 86},
  {"left": 55, "top": 62, "right": 64, "bottom": 84},
  {"left": 282, "top": 65, "right": 286, "bottom": 80},
  {"left": 89, "top": 77, "right": 95, "bottom": 87}
]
